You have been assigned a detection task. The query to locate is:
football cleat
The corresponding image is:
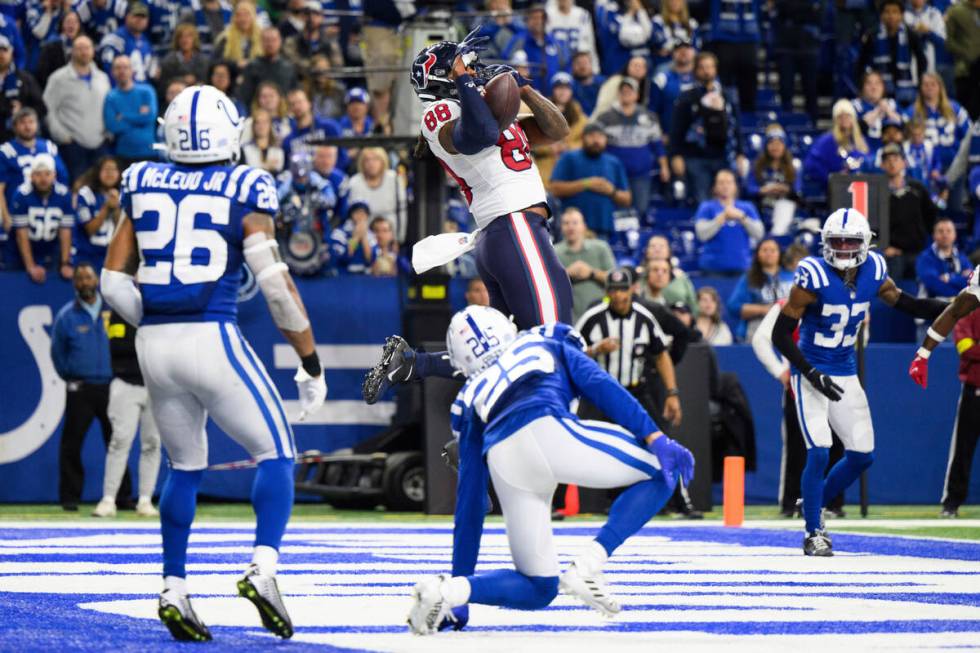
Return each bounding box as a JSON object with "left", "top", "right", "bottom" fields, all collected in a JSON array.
[
  {"left": 362, "top": 335, "right": 415, "bottom": 404},
  {"left": 559, "top": 561, "right": 621, "bottom": 617},
  {"left": 803, "top": 530, "right": 834, "bottom": 557},
  {"left": 407, "top": 574, "right": 454, "bottom": 635},
  {"left": 92, "top": 497, "right": 116, "bottom": 518},
  {"left": 237, "top": 564, "right": 293, "bottom": 639},
  {"left": 158, "top": 589, "right": 212, "bottom": 642}
]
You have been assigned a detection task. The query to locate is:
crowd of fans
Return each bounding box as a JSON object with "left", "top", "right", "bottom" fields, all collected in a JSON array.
[{"left": 0, "top": 0, "right": 977, "bottom": 344}]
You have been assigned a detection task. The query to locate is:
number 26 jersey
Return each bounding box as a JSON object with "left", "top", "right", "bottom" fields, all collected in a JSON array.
[
  {"left": 795, "top": 252, "right": 887, "bottom": 376},
  {"left": 421, "top": 99, "right": 546, "bottom": 228}
]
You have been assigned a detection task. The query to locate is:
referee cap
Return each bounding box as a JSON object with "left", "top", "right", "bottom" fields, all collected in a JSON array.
[{"left": 606, "top": 267, "right": 634, "bottom": 290}]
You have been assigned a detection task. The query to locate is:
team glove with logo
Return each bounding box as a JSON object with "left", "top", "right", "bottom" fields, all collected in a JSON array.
[
  {"left": 648, "top": 435, "right": 695, "bottom": 489},
  {"left": 454, "top": 27, "right": 489, "bottom": 67},
  {"left": 478, "top": 63, "right": 531, "bottom": 88},
  {"left": 909, "top": 352, "right": 929, "bottom": 389},
  {"left": 294, "top": 365, "right": 327, "bottom": 421},
  {"left": 804, "top": 368, "right": 844, "bottom": 401}
]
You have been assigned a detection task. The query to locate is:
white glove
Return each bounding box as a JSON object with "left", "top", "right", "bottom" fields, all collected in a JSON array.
[{"left": 294, "top": 366, "right": 327, "bottom": 421}]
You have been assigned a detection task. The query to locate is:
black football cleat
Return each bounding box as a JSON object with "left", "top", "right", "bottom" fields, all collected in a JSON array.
[
  {"left": 362, "top": 336, "right": 415, "bottom": 405},
  {"left": 158, "top": 589, "right": 212, "bottom": 642},
  {"left": 238, "top": 564, "right": 293, "bottom": 639},
  {"left": 803, "top": 530, "right": 834, "bottom": 557}
]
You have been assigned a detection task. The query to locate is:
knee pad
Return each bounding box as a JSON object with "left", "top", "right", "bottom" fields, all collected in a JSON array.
[
  {"left": 523, "top": 576, "right": 559, "bottom": 610},
  {"left": 847, "top": 450, "right": 875, "bottom": 471}
]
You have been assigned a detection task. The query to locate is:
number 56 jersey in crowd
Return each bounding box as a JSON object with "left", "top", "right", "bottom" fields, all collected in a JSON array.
[
  {"left": 420, "top": 99, "right": 546, "bottom": 228},
  {"left": 120, "top": 161, "right": 279, "bottom": 325},
  {"left": 795, "top": 251, "right": 888, "bottom": 377}
]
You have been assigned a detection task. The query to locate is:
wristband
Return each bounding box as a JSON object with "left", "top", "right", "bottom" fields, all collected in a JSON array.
[
  {"left": 300, "top": 352, "right": 322, "bottom": 377},
  {"left": 665, "top": 388, "right": 679, "bottom": 397},
  {"left": 926, "top": 327, "right": 946, "bottom": 343},
  {"left": 916, "top": 347, "right": 931, "bottom": 360},
  {"left": 582, "top": 178, "right": 590, "bottom": 190}
]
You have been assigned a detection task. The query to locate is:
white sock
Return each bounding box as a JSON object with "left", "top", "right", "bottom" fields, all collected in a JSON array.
[
  {"left": 574, "top": 540, "right": 609, "bottom": 576},
  {"left": 164, "top": 575, "right": 187, "bottom": 595},
  {"left": 251, "top": 545, "right": 279, "bottom": 576},
  {"left": 443, "top": 576, "right": 471, "bottom": 608}
]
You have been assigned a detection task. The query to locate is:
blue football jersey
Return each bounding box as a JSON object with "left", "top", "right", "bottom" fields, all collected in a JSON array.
[
  {"left": 0, "top": 139, "right": 69, "bottom": 201},
  {"left": 121, "top": 161, "right": 279, "bottom": 324},
  {"left": 10, "top": 182, "right": 75, "bottom": 264},
  {"left": 796, "top": 252, "right": 887, "bottom": 376},
  {"left": 73, "top": 185, "right": 114, "bottom": 267}
]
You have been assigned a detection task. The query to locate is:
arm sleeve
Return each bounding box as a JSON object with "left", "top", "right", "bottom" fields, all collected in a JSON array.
[
  {"left": 451, "top": 74, "right": 499, "bottom": 155},
  {"left": 694, "top": 214, "right": 723, "bottom": 241},
  {"left": 893, "top": 290, "right": 948, "bottom": 321},
  {"left": 742, "top": 205, "right": 765, "bottom": 239},
  {"left": 450, "top": 416, "right": 489, "bottom": 577},
  {"left": 772, "top": 310, "right": 813, "bottom": 374},
  {"left": 43, "top": 79, "right": 72, "bottom": 144},
  {"left": 751, "top": 303, "right": 789, "bottom": 379},
  {"left": 103, "top": 94, "right": 123, "bottom": 135}
]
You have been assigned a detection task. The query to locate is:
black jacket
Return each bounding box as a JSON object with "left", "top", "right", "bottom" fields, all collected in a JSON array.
[
  {"left": 888, "top": 177, "right": 936, "bottom": 254},
  {"left": 668, "top": 82, "right": 743, "bottom": 160},
  {"left": 108, "top": 310, "right": 143, "bottom": 386},
  {"left": 0, "top": 68, "right": 44, "bottom": 142}
]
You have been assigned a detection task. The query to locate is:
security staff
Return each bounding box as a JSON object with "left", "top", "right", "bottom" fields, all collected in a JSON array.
[{"left": 941, "top": 307, "right": 980, "bottom": 517}]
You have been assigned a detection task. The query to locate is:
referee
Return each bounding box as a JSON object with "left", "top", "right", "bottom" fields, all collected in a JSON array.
[{"left": 941, "top": 306, "right": 980, "bottom": 517}]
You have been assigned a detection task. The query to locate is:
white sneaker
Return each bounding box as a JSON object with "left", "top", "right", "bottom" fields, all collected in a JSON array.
[
  {"left": 136, "top": 498, "right": 158, "bottom": 517},
  {"left": 559, "top": 561, "right": 621, "bottom": 617},
  {"left": 406, "top": 574, "right": 454, "bottom": 635},
  {"left": 91, "top": 497, "right": 116, "bottom": 518}
]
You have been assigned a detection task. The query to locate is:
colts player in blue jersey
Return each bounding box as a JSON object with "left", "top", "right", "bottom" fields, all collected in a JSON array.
[
  {"left": 406, "top": 306, "right": 694, "bottom": 635},
  {"left": 101, "top": 85, "right": 327, "bottom": 641},
  {"left": 773, "top": 208, "right": 947, "bottom": 556}
]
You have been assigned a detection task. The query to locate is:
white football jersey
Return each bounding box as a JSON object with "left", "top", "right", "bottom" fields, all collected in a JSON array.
[{"left": 421, "top": 99, "right": 547, "bottom": 228}]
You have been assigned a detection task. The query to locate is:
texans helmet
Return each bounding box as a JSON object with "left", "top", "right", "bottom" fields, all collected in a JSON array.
[{"left": 411, "top": 41, "right": 459, "bottom": 103}]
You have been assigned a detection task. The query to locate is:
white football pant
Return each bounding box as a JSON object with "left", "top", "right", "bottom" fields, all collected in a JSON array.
[{"left": 792, "top": 373, "right": 874, "bottom": 452}]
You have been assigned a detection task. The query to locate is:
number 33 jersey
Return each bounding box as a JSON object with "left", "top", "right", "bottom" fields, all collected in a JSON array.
[
  {"left": 421, "top": 99, "right": 546, "bottom": 228},
  {"left": 795, "top": 252, "right": 888, "bottom": 376},
  {"left": 121, "top": 161, "right": 279, "bottom": 324}
]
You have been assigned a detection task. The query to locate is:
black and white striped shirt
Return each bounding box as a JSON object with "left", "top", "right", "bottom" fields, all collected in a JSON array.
[{"left": 575, "top": 300, "right": 668, "bottom": 387}]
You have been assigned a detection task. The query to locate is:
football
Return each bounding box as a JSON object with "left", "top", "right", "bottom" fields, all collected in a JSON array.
[{"left": 483, "top": 72, "right": 520, "bottom": 130}]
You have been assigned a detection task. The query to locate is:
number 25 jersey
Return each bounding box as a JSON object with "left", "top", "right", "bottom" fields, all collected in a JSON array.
[
  {"left": 121, "top": 161, "right": 279, "bottom": 325},
  {"left": 421, "top": 99, "right": 546, "bottom": 228},
  {"left": 795, "top": 252, "right": 887, "bottom": 376}
]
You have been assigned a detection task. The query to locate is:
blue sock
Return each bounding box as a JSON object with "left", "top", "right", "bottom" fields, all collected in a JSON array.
[
  {"left": 822, "top": 451, "right": 874, "bottom": 507},
  {"left": 801, "top": 447, "right": 829, "bottom": 533},
  {"left": 413, "top": 350, "right": 456, "bottom": 379},
  {"left": 159, "top": 468, "right": 204, "bottom": 578},
  {"left": 596, "top": 478, "right": 673, "bottom": 556},
  {"left": 467, "top": 570, "right": 558, "bottom": 610},
  {"left": 252, "top": 458, "right": 294, "bottom": 550}
]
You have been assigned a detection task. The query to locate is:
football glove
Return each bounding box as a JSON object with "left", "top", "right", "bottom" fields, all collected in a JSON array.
[
  {"left": 478, "top": 63, "right": 531, "bottom": 88},
  {"left": 294, "top": 366, "right": 327, "bottom": 421},
  {"left": 804, "top": 368, "right": 843, "bottom": 401},
  {"left": 454, "top": 27, "right": 489, "bottom": 68},
  {"left": 438, "top": 605, "right": 469, "bottom": 631},
  {"left": 648, "top": 435, "right": 695, "bottom": 489},
  {"left": 909, "top": 354, "right": 929, "bottom": 389}
]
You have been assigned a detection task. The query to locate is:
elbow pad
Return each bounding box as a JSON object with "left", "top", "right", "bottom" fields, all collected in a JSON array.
[
  {"left": 100, "top": 269, "right": 143, "bottom": 327},
  {"left": 244, "top": 233, "right": 310, "bottom": 333}
]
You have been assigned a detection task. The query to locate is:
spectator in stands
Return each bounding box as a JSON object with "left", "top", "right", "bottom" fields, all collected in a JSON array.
[
  {"left": 695, "top": 286, "right": 733, "bottom": 345},
  {"left": 27, "top": 1, "right": 65, "bottom": 67},
  {"left": 852, "top": 70, "right": 904, "bottom": 152},
  {"left": 464, "top": 277, "right": 491, "bottom": 307},
  {"left": 745, "top": 124, "right": 801, "bottom": 212},
  {"left": 593, "top": 0, "right": 652, "bottom": 76},
  {"left": 916, "top": 218, "right": 972, "bottom": 300},
  {"left": 554, "top": 206, "right": 615, "bottom": 321},
  {"left": 157, "top": 24, "right": 208, "bottom": 87},
  {"left": 905, "top": 0, "right": 949, "bottom": 79},
  {"left": 782, "top": 241, "right": 810, "bottom": 274},
  {"left": 37, "top": 11, "right": 81, "bottom": 89},
  {"left": 277, "top": 0, "right": 306, "bottom": 42},
  {"left": 206, "top": 60, "right": 242, "bottom": 115},
  {"left": 694, "top": 168, "right": 763, "bottom": 275},
  {"left": 346, "top": 147, "right": 407, "bottom": 243},
  {"left": 0, "top": 35, "right": 44, "bottom": 144},
  {"left": 728, "top": 238, "right": 794, "bottom": 341},
  {"left": 641, "top": 236, "right": 698, "bottom": 313},
  {"left": 802, "top": 99, "right": 871, "bottom": 194},
  {"left": 360, "top": 0, "right": 410, "bottom": 132},
  {"left": 103, "top": 55, "right": 157, "bottom": 167},
  {"left": 283, "top": 87, "right": 341, "bottom": 166},
  {"left": 880, "top": 142, "right": 938, "bottom": 278},
  {"left": 241, "top": 108, "right": 285, "bottom": 174},
  {"left": 329, "top": 200, "right": 378, "bottom": 275},
  {"left": 75, "top": 0, "right": 127, "bottom": 45},
  {"left": 592, "top": 55, "right": 649, "bottom": 118},
  {"left": 237, "top": 27, "right": 297, "bottom": 108},
  {"left": 546, "top": 0, "right": 598, "bottom": 72},
  {"left": 477, "top": 0, "right": 524, "bottom": 61},
  {"left": 594, "top": 77, "right": 668, "bottom": 217},
  {"left": 181, "top": 0, "right": 232, "bottom": 59},
  {"left": 570, "top": 50, "right": 605, "bottom": 116},
  {"left": 643, "top": 233, "right": 682, "bottom": 275},
  {"left": 43, "top": 35, "right": 111, "bottom": 181},
  {"left": 305, "top": 54, "right": 347, "bottom": 120},
  {"left": 502, "top": 4, "right": 568, "bottom": 95},
  {"left": 98, "top": 1, "right": 155, "bottom": 83},
  {"left": 369, "top": 216, "right": 398, "bottom": 277},
  {"left": 245, "top": 80, "right": 290, "bottom": 144},
  {"left": 650, "top": 40, "right": 696, "bottom": 138},
  {"left": 12, "top": 154, "right": 73, "bottom": 282},
  {"left": 311, "top": 145, "right": 348, "bottom": 225},
  {"left": 72, "top": 156, "right": 120, "bottom": 269},
  {"left": 651, "top": 0, "right": 699, "bottom": 71},
  {"left": 338, "top": 87, "right": 373, "bottom": 163},
  {"left": 549, "top": 122, "right": 632, "bottom": 240},
  {"left": 669, "top": 52, "right": 745, "bottom": 203},
  {"left": 283, "top": 0, "right": 342, "bottom": 75},
  {"left": 904, "top": 73, "right": 971, "bottom": 179},
  {"left": 533, "top": 73, "right": 586, "bottom": 187},
  {"left": 773, "top": 0, "right": 821, "bottom": 121},
  {"left": 640, "top": 257, "right": 698, "bottom": 314},
  {"left": 858, "top": 0, "right": 927, "bottom": 107},
  {"left": 51, "top": 262, "right": 133, "bottom": 512},
  {"left": 945, "top": 0, "right": 980, "bottom": 120},
  {"left": 704, "top": 0, "right": 761, "bottom": 112},
  {"left": 214, "top": 0, "right": 263, "bottom": 72},
  {"left": 146, "top": 0, "right": 179, "bottom": 62}
]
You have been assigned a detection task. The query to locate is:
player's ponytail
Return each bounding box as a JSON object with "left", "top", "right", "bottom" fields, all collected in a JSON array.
[{"left": 413, "top": 134, "right": 431, "bottom": 160}]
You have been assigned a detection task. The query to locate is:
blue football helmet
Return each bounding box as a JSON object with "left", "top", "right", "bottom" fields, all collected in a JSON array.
[{"left": 411, "top": 41, "right": 459, "bottom": 103}]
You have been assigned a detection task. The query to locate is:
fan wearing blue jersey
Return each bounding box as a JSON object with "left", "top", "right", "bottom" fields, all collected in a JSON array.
[
  {"left": 101, "top": 85, "right": 327, "bottom": 642},
  {"left": 11, "top": 154, "right": 74, "bottom": 282},
  {"left": 406, "top": 307, "right": 694, "bottom": 635},
  {"left": 772, "top": 208, "right": 947, "bottom": 556}
]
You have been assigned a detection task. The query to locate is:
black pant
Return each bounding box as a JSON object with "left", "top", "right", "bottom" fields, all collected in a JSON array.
[
  {"left": 942, "top": 383, "right": 980, "bottom": 510},
  {"left": 708, "top": 41, "right": 757, "bottom": 112},
  {"left": 59, "top": 382, "right": 132, "bottom": 505},
  {"left": 775, "top": 43, "right": 818, "bottom": 120},
  {"left": 781, "top": 387, "right": 845, "bottom": 513}
]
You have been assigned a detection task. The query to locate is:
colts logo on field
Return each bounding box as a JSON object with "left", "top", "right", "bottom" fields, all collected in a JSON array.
[{"left": 412, "top": 53, "right": 438, "bottom": 90}]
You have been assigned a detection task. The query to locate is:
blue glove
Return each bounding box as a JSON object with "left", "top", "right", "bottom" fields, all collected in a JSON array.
[
  {"left": 478, "top": 63, "right": 531, "bottom": 88},
  {"left": 648, "top": 435, "right": 695, "bottom": 488},
  {"left": 437, "top": 605, "right": 469, "bottom": 631},
  {"left": 454, "top": 27, "right": 490, "bottom": 67}
]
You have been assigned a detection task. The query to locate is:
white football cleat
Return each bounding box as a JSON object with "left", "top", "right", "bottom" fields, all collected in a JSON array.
[
  {"left": 238, "top": 563, "right": 293, "bottom": 638},
  {"left": 136, "top": 498, "right": 158, "bottom": 517},
  {"left": 91, "top": 497, "right": 116, "bottom": 518},
  {"left": 406, "top": 574, "right": 454, "bottom": 635},
  {"left": 158, "top": 588, "right": 212, "bottom": 641},
  {"left": 560, "top": 561, "right": 622, "bottom": 617}
]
